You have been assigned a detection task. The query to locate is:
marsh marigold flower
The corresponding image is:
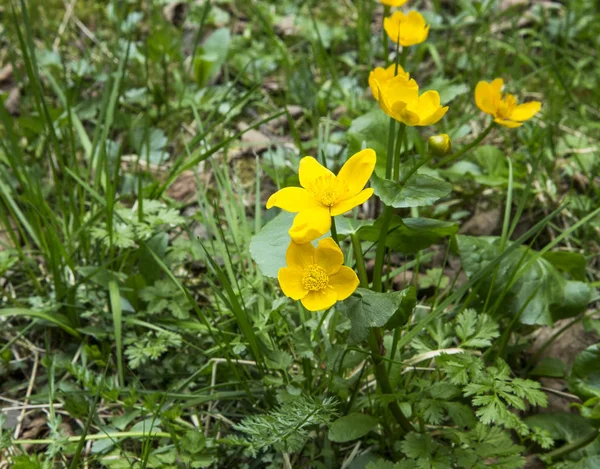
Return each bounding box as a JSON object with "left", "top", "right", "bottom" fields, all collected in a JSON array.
[
  {"left": 380, "top": 0, "right": 409, "bottom": 7},
  {"left": 384, "top": 11, "right": 429, "bottom": 46},
  {"left": 278, "top": 238, "right": 359, "bottom": 311},
  {"left": 475, "top": 78, "right": 541, "bottom": 128},
  {"left": 372, "top": 73, "right": 448, "bottom": 126},
  {"left": 266, "top": 149, "right": 376, "bottom": 244},
  {"left": 368, "top": 64, "right": 410, "bottom": 102}
]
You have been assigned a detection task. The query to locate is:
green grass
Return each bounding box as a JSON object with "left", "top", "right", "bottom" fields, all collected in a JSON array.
[{"left": 1, "top": 0, "right": 600, "bottom": 467}]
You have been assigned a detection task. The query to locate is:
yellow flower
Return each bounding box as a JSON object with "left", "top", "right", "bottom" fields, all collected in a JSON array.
[
  {"left": 380, "top": 0, "right": 409, "bottom": 6},
  {"left": 278, "top": 238, "right": 359, "bottom": 311},
  {"left": 384, "top": 11, "right": 429, "bottom": 46},
  {"left": 475, "top": 78, "right": 542, "bottom": 128},
  {"left": 266, "top": 149, "right": 376, "bottom": 244},
  {"left": 368, "top": 64, "right": 410, "bottom": 102},
  {"left": 373, "top": 73, "right": 448, "bottom": 126},
  {"left": 428, "top": 134, "right": 452, "bottom": 155}
]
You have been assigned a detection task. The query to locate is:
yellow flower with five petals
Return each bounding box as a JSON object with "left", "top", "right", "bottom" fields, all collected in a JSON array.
[
  {"left": 475, "top": 78, "right": 541, "bottom": 128},
  {"left": 278, "top": 238, "right": 359, "bottom": 311},
  {"left": 372, "top": 73, "right": 448, "bottom": 126},
  {"left": 266, "top": 149, "right": 376, "bottom": 244},
  {"left": 384, "top": 11, "right": 429, "bottom": 47}
]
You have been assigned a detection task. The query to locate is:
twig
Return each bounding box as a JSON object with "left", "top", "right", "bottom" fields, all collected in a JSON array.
[
  {"left": 53, "top": 0, "right": 77, "bottom": 50},
  {"left": 13, "top": 351, "right": 39, "bottom": 439}
]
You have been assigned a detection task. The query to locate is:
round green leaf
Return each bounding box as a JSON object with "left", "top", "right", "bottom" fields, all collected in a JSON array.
[
  {"left": 569, "top": 345, "right": 600, "bottom": 398},
  {"left": 328, "top": 413, "right": 378, "bottom": 443}
]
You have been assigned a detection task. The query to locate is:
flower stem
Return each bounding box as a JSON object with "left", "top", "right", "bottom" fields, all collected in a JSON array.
[
  {"left": 543, "top": 430, "right": 600, "bottom": 463},
  {"left": 372, "top": 207, "right": 392, "bottom": 293},
  {"left": 385, "top": 119, "right": 396, "bottom": 179},
  {"left": 433, "top": 121, "right": 494, "bottom": 169},
  {"left": 392, "top": 124, "right": 406, "bottom": 181},
  {"left": 351, "top": 234, "right": 368, "bottom": 288},
  {"left": 383, "top": 5, "right": 390, "bottom": 65},
  {"left": 368, "top": 328, "right": 413, "bottom": 434},
  {"left": 330, "top": 216, "right": 339, "bottom": 244}
]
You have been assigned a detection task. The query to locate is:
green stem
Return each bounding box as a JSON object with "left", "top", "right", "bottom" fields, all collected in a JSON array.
[
  {"left": 400, "top": 152, "right": 436, "bottom": 185},
  {"left": 393, "top": 124, "right": 406, "bottom": 181},
  {"left": 13, "top": 431, "right": 173, "bottom": 445},
  {"left": 383, "top": 5, "right": 390, "bottom": 65},
  {"left": 351, "top": 234, "right": 368, "bottom": 288},
  {"left": 368, "top": 328, "right": 413, "bottom": 434},
  {"left": 433, "top": 122, "right": 494, "bottom": 169},
  {"left": 372, "top": 206, "right": 393, "bottom": 293},
  {"left": 385, "top": 118, "right": 396, "bottom": 179},
  {"left": 330, "top": 216, "right": 339, "bottom": 244},
  {"left": 543, "top": 430, "right": 599, "bottom": 463}
]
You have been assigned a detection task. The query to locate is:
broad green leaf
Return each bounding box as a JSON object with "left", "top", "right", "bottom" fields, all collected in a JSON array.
[
  {"left": 358, "top": 216, "right": 458, "bottom": 253},
  {"left": 569, "top": 345, "right": 600, "bottom": 398},
  {"left": 335, "top": 217, "right": 373, "bottom": 237},
  {"left": 371, "top": 173, "right": 452, "bottom": 208},
  {"left": 346, "top": 110, "right": 390, "bottom": 177},
  {"left": 543, "top": 251, "right": 587, "bottom": 281},
  {"left": 525, "top": 412, "right": 600, "bottom": 461},
  {"left": 424, "top": 77, "right": 469, "bottom": 104},
  {"left": 249, "top": 211, "right": 295, "bottom": 278},
  {"left": 530, "top": 357, "right": 567, "bottom": 378},
  {"left": 194, "top": 28, "right": 231, "bottom": 87},
  {"left": 336, "top": 288, "right": 416, "bottom": 343},
  {"left": 250, "top": 211, "right": 346, "bottom": 277},
  {"left": 328, "top": 413, "right": 378, "bottom": 443},
  {"left": 457, "top": 236, "right": 592, "bottom": 326}
]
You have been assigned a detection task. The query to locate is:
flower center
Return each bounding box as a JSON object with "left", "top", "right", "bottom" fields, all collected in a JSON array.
[
  {"left": 309, "top": 174, "right": 348, "bottom": 207},
  {"left": 497, "top": 94, "right": 517, "bottom": 119},
  {"left": 302, "top": 265, "right": 329, "bottom": 291}
]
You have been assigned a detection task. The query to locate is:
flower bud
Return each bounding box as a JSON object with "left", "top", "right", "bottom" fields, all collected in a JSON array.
[{"left": 429, "top": 134, "right": 452, "bottom": 156}]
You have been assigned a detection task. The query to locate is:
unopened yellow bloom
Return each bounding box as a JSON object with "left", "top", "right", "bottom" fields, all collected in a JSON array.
[
  {"left": 384, "top": 11, "right": 429, "bottom": 46},
  {"left": 475, "top": 78, "right": 541, "bottom": 128},
  {"left": 372, "top": 73, "right": 448, "bottom": 126},
  {"left": 368, "top": 64, "right": 410, "bottom": 102},
  {"left": 429, "top": 134, "right": 452, "bottom": 155},
  {"left": 266, "top": 149, "right": 376, "bottom": 244},
  {"left": 278, "top": 238, "right": 359, "bottom": 311},
  {"left": 380, "top": 0, "right": 408, "bottom": 7}
]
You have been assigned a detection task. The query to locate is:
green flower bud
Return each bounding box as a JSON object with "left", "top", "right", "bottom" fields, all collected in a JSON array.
[{"left": 429, "top": 134, "right": 452, "bottom": 156}]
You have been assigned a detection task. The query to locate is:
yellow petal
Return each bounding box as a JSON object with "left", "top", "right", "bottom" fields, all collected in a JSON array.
[
  {"left": 379, "top": 76, "right": 419, "bottom": 119},
  {"left": 286, "top": 241, "right": 315, "bottom": 270},
  {"left": 278, "top": 267, "right": 308, "bottom": 300},
  {"left": 494, "top": 118, "right": 522, "bottom": 128},
  {"left": 368, "top": 65, "right": 407, "bottom": 101},
  {"left": 380, "top": 0, "right": 408, "bottom": 6},
  {"left": 509, "top": 101, "right": 541, "bottom": 122},
  {"left": 328, "top": 266, "right": 359, "bottom": 302},
  {"left": 475, "top": 81, "right": 496, "bottom": 115},
  {"left": 401, "top": 11, "right": 429, "bottom": 46},
  {"left": 298, "top": 156, "right": 336, "bottom": 192},
  {"left": 490, "top": 78, "right": 504, "bottom": 97},
  {"left": 314, "top": 238, "right": 343, "bottom": 275},
  {"left": 266, "top": 187, "right": 320, "bottom": 212},
  {"left": 393, "top": 105, "right": 421, "bottom": 125},
  {"left": 406, "top": 90, "right": 440, "bottom": 122},
  {"left": 336, "top": 149, "right": 376, "bottom": 198},
  {"left": 384, "top": 11, "right": 405, "bottom": 44},
  {"left": 330, "top": 188, "right": 373, "bottom": 216},
  {"left": 289, "top": 206, "right": 331, "bottom": 244},
  {"left": 419, "top": 105, "right": 449, "bottom": 126},
  {"left": 301, "top": 288, "right": 337, "bottom": 311}
]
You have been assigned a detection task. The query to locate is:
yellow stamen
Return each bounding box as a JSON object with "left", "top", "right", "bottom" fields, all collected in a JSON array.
[{"left": 302, "top": 265, "right": 329, "bottom": 291}]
